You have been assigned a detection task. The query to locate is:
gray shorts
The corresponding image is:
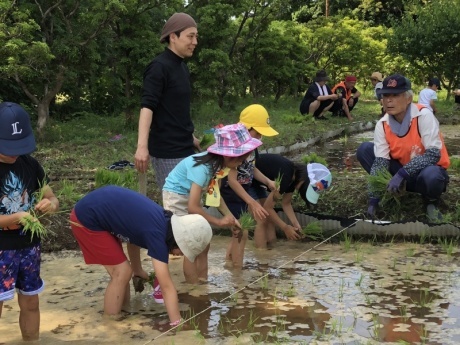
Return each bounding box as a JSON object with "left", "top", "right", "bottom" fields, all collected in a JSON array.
[{"left": 151, "top": 157, "right": 184, "bottom": 189}]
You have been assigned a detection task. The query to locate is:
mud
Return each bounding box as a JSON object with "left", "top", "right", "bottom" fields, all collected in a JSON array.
[{"left": 1, "top": 236, "right": 460, "bottom": 344}]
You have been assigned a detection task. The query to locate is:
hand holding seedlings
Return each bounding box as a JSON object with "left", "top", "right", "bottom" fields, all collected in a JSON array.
[
  {"left": 283, "top": 224, "right": 302, "bottom": 240},
  {"left": 219, "top": 214, "right": 238, "bottom": 228},
  {"left": 231, "top": 226, "right": 243, "bottom": 242},
  {"left": 35, "top": 197, "right": 58, "bottom": 214}
]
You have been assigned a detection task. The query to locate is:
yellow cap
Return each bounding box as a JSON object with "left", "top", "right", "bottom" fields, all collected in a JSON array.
[
  {"left": 239, "top": 104, "right": 279, "bottom": 137},
  {"left": 371, "top": 72, "right": 383, "bottom": 81}
]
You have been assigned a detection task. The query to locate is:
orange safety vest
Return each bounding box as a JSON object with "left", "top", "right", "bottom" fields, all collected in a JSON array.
[
  {"left": 331, "top": 81, "right": 352, "bottom": 100},
  {"left": 383, "top": 104, "right": 450, "bottom": 169}
]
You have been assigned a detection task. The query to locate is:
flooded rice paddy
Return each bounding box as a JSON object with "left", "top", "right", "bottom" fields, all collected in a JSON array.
[{"left": 2, "top": 236, "right": 460, "bottom": 344}]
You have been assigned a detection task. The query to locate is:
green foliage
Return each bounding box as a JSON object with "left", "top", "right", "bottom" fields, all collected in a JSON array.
[
  {"left": 367, "top": 169, "right": 392, "bottom": 195},
  {"left": 449, "top": 157, "right": 460, "bottom": 171},
  {"left": 199, "top": 133, "right": 215, "bottom": 150},
  {"left": 301, "top": 221, "right": 323, "bottom": 240},
  {"left": 301, "top": 153, "right": 328, "bottom": 166},
  {"left": 388, "top": 0, "right": 460, "bottom": 94},
  {"left": 94, "top": 168, "right": 138, "bottom": 190}
]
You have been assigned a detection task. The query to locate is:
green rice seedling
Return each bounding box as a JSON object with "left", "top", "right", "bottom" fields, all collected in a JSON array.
[
  {"left": 238, "top": 211, "right": 255, "bottom": 234},
  {"left": 147, "top": 271, "right": 155, "bottom": 285},
  {"left": 274, "top": 172, "right": 283, "bottom": 191},
  {"left": 341, "top": 232, "right": 352, "bottom": 252},
  {"left": 370, "top": 314, "right": 381, "bottom": 340},
  {"left": 20, "top": 213, "right": 54, "bottom": 240},
  {"left": 199, "top": 132, "right": 215, "bottom": 150},
  {"left": 284, "top": 283, "right": 296, "bottom": 297},
  {"left": 94, "top": 168, "right": 138, "bottom": 190},
  {"left": 260, "top": 275, "right": 269, "bottom": 290},
  {"left": 355, "top": 274, "right": 364, "bottom": 287},
  {"left": 449, "top": 157, "right": 460, "bottom": 171},
  {"left": 399, "top": 305, "right": 409, "bottom": 322},
  {"left": 367, "top": 169, "right": 402, "bottom": 205},
  {"left": 301, "top": 152, "right": 328, "bottom": 166},
  {"left": 20, "top": 181, "right": 56, "bottom": 240},
  {"left": 57, "top": 179, "right": 84, "bottom": 208},
  {"left": 438, "top": 237, "right": 456, "bottom": 257},
  {"left": 301, "top": 221, "right": 323, "bottom": 240}
]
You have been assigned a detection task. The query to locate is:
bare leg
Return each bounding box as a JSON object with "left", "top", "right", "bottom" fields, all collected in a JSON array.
[
  {"left": 0, "top": 301, "right": 3, "bottom": 317},
  {"left": 266, "top": 221, "right": 277, "bottom": 247},
  {"left": 196, "top": 244, "right": 210, "bottom": 281},
  {"left": 103, "top": 261, "right": 133, "bottom": 316},
  {"left": 309, "top": 100, "right": 320, "bottom": 115},
  {"left": 230, "top": 230, "right": 248, "bottom": 268},
  {"left": 126, "top": 243, "right": 148, "bottom": 279},
  {"left": 18, "top": 294, "right": 40, "bottom": 341}
]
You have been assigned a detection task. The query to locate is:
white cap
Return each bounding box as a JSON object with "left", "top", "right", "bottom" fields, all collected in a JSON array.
[{"left": 306, "top": 163, "right": 332, "bottom": 204}]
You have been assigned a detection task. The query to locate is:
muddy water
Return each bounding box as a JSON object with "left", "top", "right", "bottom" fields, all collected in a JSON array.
[
  {"left": 1, "top": 236, "right": 460, "bottom": 344},
  {"left": 287, "top": 124, "right": 460, "bottom": 171}
]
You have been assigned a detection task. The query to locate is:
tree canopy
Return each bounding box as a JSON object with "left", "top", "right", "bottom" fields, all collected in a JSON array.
[{"left": 0, "top": 0, "right": 456, "bottom": 132}]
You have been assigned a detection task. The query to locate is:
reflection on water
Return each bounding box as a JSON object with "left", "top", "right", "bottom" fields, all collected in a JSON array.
[{"left": 1, "top": 237, "right": 460, "bottom": 344}]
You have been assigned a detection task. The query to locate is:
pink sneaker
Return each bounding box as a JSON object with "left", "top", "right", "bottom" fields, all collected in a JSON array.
[{"left": 152, "top": 277, "right": 164, "bottom": 304}]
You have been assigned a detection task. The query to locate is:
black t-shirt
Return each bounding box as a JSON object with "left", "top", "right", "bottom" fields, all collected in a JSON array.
[
  {"left": 0, "top": 155, "right": 48, "bottom": 249},
  {"left": 141, "top": 48, "right": 195, "bottom": 159},
  {"left": 254, "top": 154, "right": 297, "bottom": 194}
]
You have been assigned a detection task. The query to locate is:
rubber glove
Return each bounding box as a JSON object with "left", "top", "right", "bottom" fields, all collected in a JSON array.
[
  {"left": 367, "top": 197, "right": 380, "bottom": 219},
  {"left": 387, "top": 168, "right": 409, "bottom": 193}
]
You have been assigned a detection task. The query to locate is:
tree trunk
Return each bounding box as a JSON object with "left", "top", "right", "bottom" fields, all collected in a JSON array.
[{"left": 36, "top": 102, "right": 50, "bottom": 138}]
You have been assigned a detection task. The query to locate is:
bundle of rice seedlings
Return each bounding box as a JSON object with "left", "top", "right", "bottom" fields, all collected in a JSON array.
[
  {"left": 95, "top": 168, "right": 137, "bottom": 190},
  {"left": 301, "top": 153, "right": 328, "bottom": 166},
  {"left": 238, "top": 211, "right": 255, "bottom": 233},
  {"left": 367, "top": 169, "right": 393, "bottom": 195},
  {"left": 367, "top": 169, "right": 403, "bottom": 206},
  {"left": 147, "top": 271, "right": 156, "bottom": 285},
  {"left": 20, "top": 212, "right": 55, "bottom": 240},
  {"left": 274, "top": 173, "right": 283, "bottom": 191},
  {"left": 301, "top": 221, "right": 323, "bottom": 240},
  {"left": 199, "top": 133, "right": 215, "bottom": 150}
]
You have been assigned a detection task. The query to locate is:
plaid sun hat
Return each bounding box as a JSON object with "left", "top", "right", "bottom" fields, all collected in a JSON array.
[{"left": 207, "top": 123, "right": 262, "bottom": 157}]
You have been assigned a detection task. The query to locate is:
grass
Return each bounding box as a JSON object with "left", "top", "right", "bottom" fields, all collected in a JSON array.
[{"left": 29, "top": 95, "right": 460, "bottom": 252}]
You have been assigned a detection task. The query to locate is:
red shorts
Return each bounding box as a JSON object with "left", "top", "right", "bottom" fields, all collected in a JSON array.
[{"left": 70, "top": 209, "right": 127, "bottom": 265}]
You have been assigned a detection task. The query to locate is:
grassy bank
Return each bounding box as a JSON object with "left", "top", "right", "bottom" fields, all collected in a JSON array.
[{"left": 35, "top": 96, "right": 460, "bottom": 251}]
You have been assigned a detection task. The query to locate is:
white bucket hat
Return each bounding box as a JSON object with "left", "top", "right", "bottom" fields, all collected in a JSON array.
[
  {"left": 171, "top": 214, "right": 213, "bottom": 262},
  {"left": 305, "top": 163, "right": 332, "bottom": 204}
]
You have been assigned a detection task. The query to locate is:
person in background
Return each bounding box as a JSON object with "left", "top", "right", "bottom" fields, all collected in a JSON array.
[
  {"left": 69, "top": 185, "right": 212, "bottom": 327},
  {"left": 370, "top": 72, "right": 385, "bottom": 117},
  {"left": 331, "top": 75, "right": 361, "bottom": 121},
  {"left": 253, "top": 154, "right": 332, "bottom": 248},
  {"left": 135, "top": 12, "right": 200, "bottom": 189},
  {"left": 0, "top": 102, "right": 59, "bottom": 341},
  {"left": 418, "top": 78, "right": 442, "bottom": 115},
  {"left": 356, "top": 74, "right": 450, "bottom": 222},
  {"left": 221, "top": 104, "right": 277, "bottom": 268},
  {"left": 453, "top": 87, "right": 460, "bottom": 110},
  {"left": 299, "top": 70, "right": 339, "bottom": 120},
  {"left": 163, "top": 123, "right": 262, "bottom": 281}
]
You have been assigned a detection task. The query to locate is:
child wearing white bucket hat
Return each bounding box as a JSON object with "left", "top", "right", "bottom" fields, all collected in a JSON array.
[
  {"left": 163, "top": 123, "right": 262, "bottom": 285},
  {"left": 69, "top": 185, "right": 212, "bottom": 326}
]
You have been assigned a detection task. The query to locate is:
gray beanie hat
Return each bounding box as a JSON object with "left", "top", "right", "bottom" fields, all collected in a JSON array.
[{"left": 160, "top": 13, "right": 197, "bottom": 43}]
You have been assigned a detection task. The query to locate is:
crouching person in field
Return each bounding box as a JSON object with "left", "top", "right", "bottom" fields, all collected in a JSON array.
[{"left": 69, "top": 185, "right": 212, "bottom": 326}]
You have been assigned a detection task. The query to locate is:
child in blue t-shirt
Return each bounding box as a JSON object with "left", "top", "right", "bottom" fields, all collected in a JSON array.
[
  {"left": 70, "top": 185, "right": 212, "bottom": 327},
  {"left": 163, "top": 123, "right": 262, "bottom": 283}
]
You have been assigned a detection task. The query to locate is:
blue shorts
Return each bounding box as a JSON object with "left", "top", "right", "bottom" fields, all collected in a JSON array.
[
  {"left": 0, "top": 245, "right": 44, "bottom": 301},
  {"left": 222, "top": 184, "right": 269, "bottom": 219}
]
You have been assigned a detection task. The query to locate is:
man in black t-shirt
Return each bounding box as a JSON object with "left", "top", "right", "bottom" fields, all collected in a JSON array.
[{"left": 135, "top": 13, "right": 201, "bottom": 189}]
